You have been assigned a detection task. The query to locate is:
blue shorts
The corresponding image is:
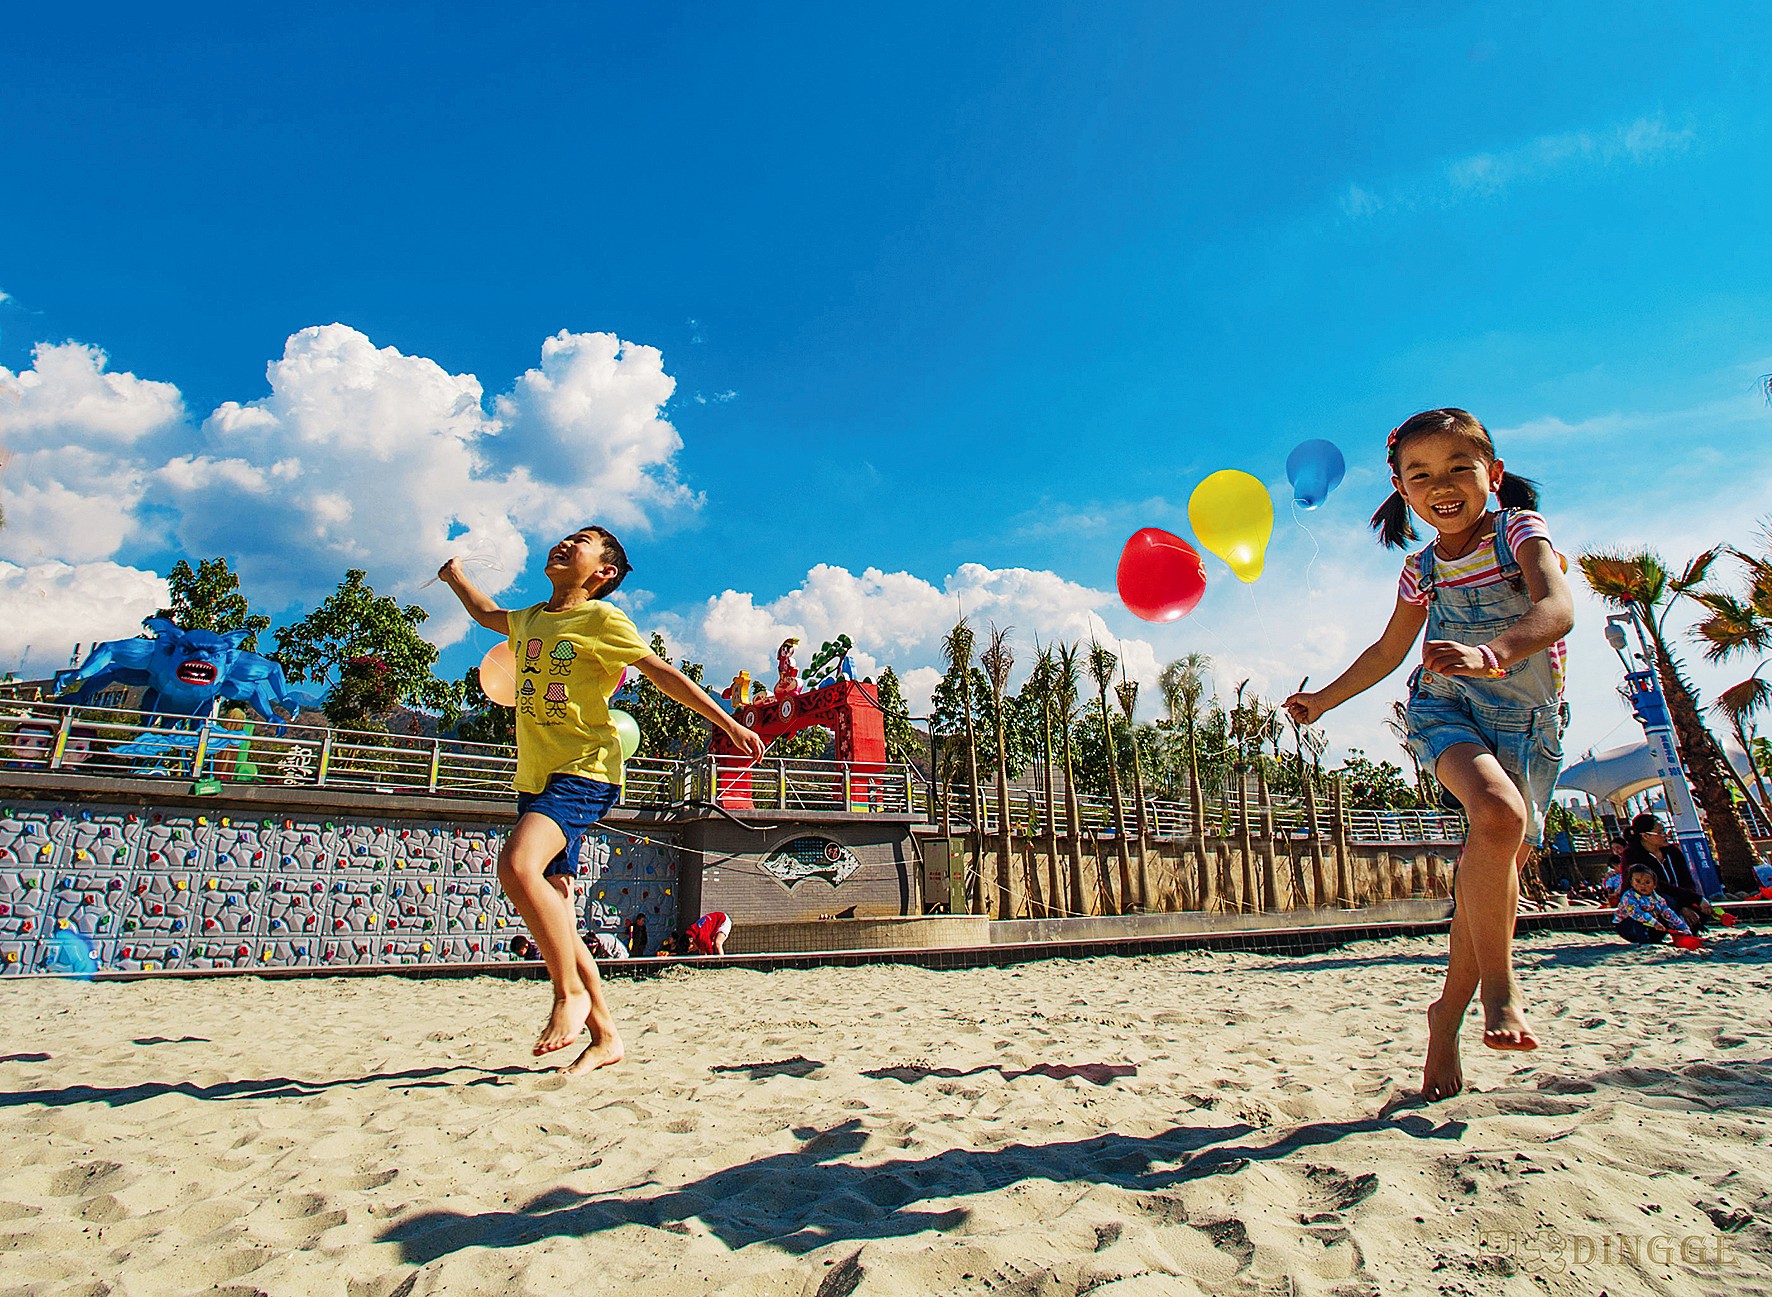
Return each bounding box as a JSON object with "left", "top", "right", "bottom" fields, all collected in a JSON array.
[
  {"left": 515, "top": 774, "right": 620, "bottom": 877},
  {"left": 1404, "top": 673, "right": 1566, "bottom": 847}
]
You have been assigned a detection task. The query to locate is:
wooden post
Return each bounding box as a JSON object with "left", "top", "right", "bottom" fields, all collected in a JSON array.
[{"left": 1333, "top": 772, "right": 1354, "bottom": 907}]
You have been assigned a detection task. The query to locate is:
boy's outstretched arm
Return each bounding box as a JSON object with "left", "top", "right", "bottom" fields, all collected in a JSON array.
[
  {"left": 437, "top": 558, "right": 509, "bottom": 635},
  {"left": 1284, "top": 598, "right": 1427, "bottom": 725},
  {"left": 633, "top": 655, "right": 768, "bottom": 758}
]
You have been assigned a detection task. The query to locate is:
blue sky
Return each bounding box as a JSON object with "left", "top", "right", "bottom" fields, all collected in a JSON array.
[{"left": 4, "top": 3, "right": 1772, "bottom": 763}]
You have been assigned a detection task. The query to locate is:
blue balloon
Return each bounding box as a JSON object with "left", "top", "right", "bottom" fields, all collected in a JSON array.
[{"left": 1285, "top": 439, "right": 1346, "bottom": 510}]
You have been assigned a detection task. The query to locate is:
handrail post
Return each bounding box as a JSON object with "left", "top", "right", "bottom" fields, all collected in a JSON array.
[
  {"left": 777, "top": 759, "right": 788, "bottom": 808},
  {"left": 427, "top": 737, "right": 441, "bottom": 793},
  {"left": 191, "top": 719, "right": 212, "bottom": 778},
  {"left": 48, "top": 709, "right": 74, "bottom": 770},
  {"left": 842, "top": 761, "right": 852, "bottom": 811},
  {"left": 317, "top": 730, "right": 334, "bottom": 787}
]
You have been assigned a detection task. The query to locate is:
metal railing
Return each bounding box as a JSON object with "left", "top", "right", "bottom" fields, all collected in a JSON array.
[{"left": 0, "top": 700, "right": 914, "bottom": 816}]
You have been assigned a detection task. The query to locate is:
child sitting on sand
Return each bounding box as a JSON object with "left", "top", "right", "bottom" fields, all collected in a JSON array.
[
  {"left": 1286, "top": 409, "right": 1574, "bottom": 1101},
  {"left": 1614, "top": 865, "right": 1694, "bottom": 944},
  {"left": 440, "top": 528, "right": 764, "bottom": 1073}
]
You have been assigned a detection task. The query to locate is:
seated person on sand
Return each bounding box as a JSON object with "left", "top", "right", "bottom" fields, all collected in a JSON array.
[
  {"left": 510, "top": 935, "right": 538, "bottom": 960},
  {"left": 1621, "top": 814, "right": 1717, "bottom": 933},
  {"left": 687, "top": 911, "right": 732, "bottom": 956},
  {"left": 590, "top": 930, "right": 630, "bottom": 960},
  {"left": 1614, "top": 865, "right": 1694, "bottom": 945}
]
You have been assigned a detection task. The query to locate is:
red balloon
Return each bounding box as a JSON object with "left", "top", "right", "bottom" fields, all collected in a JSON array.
[{"left": 1117, "top": 528, "right": 1208, "bottom": 622}]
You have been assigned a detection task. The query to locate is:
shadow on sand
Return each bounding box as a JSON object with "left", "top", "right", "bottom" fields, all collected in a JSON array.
[{"left": 379, "top": 1108, "right": 1467, "bottom": 1263}]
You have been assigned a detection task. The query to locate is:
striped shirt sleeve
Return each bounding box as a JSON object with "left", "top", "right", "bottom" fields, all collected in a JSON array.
[
  {"left": 1397, "top": 552, "right": 1429, "bottom": 607},
  {"left": 1505, "top": 510, "right": 1552, "bottom": 555}
]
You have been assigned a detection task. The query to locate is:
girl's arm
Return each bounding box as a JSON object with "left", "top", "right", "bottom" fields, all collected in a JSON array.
[
  {"left": 1654, "top": 895, "right": 1692, "bottom": 935},
  {"left": 437, "top": 558, "right": 510, "bottom": 636},
  {"left": 1421, "top": 536, "right": 1574, "bottom": 676},
  {"left": 1284, "top": 598, "right": 1428, "bottom": 725},
  {"left": 633, "top": 654, "right": 768, "bottom": 758}
]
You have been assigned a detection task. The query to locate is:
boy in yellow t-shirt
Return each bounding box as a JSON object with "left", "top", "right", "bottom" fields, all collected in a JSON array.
[{"left": 439, "top": 526, "right": 764, "bottom": 1073}]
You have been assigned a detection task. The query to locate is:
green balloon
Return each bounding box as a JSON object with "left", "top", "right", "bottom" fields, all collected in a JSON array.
[{"left": 610, "top": 709, "right": 642, "bottom": 761}]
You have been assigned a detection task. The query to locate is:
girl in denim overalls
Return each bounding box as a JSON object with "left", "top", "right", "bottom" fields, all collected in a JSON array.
[{"left": 1285, "top": 409, "right": 1574, "bottom": 1102}]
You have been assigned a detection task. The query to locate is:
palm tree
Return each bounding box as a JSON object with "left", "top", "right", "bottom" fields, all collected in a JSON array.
[
  {"left": 980, "top": 623, "right": 1020, "bottom": 918},
  {"left": 1088, "top": 641, "right": 1133, "bottom": 914},
  {"left": 1581, "top": 548, "right": 1762, "bottom": 892},
  {"left": 1055, "top": 642, "right": 1088, "bottom": 914},
  {"left": 1384, "top": 699, "right": 1433, "bottom": 805},
  {"left": 940, "top": 617, "right": 986, "bottom": 913},
  {"left": 1159, "top": 652, "right": 1213, "bottom": 909},
  {"left": 1115, "top": 672, "right": 1152, "bottom": 910},
  {"left": 1250, "top": 698, "right": 1283, "bottom": 909},
  {"left": 1031, "top": 640, "right": 1062, "bottom": 917},
  {"left": 1291, "top": 712, "right": 1329, "bottom": 905},
  {"left": 1714, "top": 680, "right": 1772, "bottom": 828},
  {"left": 1695, "top": 543, "right": 1772, "bottom": 832}
]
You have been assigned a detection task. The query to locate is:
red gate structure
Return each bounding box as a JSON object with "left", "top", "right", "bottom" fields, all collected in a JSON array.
[{"left": 709, "top": 679, "right": 887, "bottom": 809}]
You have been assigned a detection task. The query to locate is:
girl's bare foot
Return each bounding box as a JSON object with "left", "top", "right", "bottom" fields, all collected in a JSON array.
[
  {"left": 534, "top": 989, "right": 592, "bottom": 1056},
  {"left": 1422, "top": 999, "right": 1465, "bottom": 1101},
  {"left": 561, "top": 1027, "right": 625, "bottom": 1076},
  {"left": 1480, "top": 985, "right": 1538, "bottom": 1051}
]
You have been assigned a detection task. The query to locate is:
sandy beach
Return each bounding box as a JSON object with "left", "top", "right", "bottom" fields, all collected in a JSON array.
[{"left": 1, "top": 929, "right": 1767, "bottom": 1297}]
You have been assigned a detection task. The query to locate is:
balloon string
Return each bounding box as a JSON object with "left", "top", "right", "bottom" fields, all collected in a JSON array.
[
  {"left": 1244, "top": 580, "right": 1275, "bottom": 649},
  {"left": 1290, "top": 501, "right": 1321, "bottom": 595},
  {"left": 419, "top": 553, "right": 504, "bottom": 589}
]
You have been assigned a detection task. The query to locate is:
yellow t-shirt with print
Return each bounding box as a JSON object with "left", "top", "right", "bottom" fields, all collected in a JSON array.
[{"left": 506, "top": 601, "right": 650, "bottom": 794}]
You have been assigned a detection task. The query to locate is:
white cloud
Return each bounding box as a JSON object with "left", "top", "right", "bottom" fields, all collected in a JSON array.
[
  {"left": 654, "top": 560, "right": 1167, "bottom": 718},
  {"left": 0, "top": 324, "right": 702, "bottom": 651},
  {"left": 1340, "top": 113, "right": 1694, "bottom": 219},
  {"left": 489, "top": 330, "right": 700, "bottom": 537},
  {"left": 0, "top": 560, "right": 168, "bottom": 677},
  {"left": 0, "top": 342, "right": 185, "bottom": 563}
]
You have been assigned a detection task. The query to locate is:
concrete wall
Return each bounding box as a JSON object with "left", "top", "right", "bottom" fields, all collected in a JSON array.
[
  {"left": 0, "top": 786, "right": 679, "bottom": 974},
  {"left": 679, "top": 816, "right": 918, "bottom": 927}
]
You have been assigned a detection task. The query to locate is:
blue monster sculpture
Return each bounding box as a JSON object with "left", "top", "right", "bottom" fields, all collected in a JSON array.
[{"left": 53, "top": 619, "right": 319, "bottom": 734}]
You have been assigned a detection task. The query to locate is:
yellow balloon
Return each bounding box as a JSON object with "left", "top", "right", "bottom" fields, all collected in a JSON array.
[{"left": 1188, "top": 470, "right": 1274, "bottom": 582}]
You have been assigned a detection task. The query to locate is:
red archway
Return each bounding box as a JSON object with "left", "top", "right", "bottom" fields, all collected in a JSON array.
[{"left": 709, "top": 679, "right": 886, "bottom": 808}]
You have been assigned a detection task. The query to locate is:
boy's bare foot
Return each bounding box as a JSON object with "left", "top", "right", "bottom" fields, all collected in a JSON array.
[
  {"left": 561, "top": 1027, "right": 625, "bottom": 1076},
  {"left": 1479, "top": 986, "right": 1538, "bottom": 1052},
  {"left": 1421, "top": 999, "right": 1465, "bottom": 1102},
  {"left": 534, "top": 990, "right": 592, "bottom": 1056}
]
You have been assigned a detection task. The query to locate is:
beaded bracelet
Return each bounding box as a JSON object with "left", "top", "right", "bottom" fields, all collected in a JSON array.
[{"left": 1477, "top": 644, "right": 1505, "bottom": 677}]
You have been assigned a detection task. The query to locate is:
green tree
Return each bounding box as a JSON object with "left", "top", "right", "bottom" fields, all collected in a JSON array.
[
  {"left": 1158, "top": 653, "right": 1212, "bottom": 841},
  {"left": 980, "top": 624, "right": 1020, "bottom": 917},
  {"left": 1087, "top": 641, "right": 1133, "bottom": 914},
  {"left": 873, "top": 667, "right": 925, "bottom": 767},
  {"left": 771, "top": 725, "right": 836, "bottom": 759},
  {"left": 273, "top": 570, "right": 443, "bottom": 729},
  {"left": 1054, "top": 642, "right": 1087, "bottom": 914},
  {"left": 938, "top": 618, "right": 985, "bottom": 913},
  {"left": 156, "top": 557, "right": 272, "bottom": 651},
  {"left": 1334, "top": 748, "right": 1422, "bottom": 809},
  {"left": 612, "top": 633, "right": 717, "bottom": 759},
  {"left": 448, "top": 665, "right": 515, "bottom": 747}
]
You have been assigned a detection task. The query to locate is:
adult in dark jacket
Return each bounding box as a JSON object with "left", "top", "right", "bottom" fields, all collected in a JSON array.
[{"left": 1622, "top": 814, "right": 1715, "bottom": 934}]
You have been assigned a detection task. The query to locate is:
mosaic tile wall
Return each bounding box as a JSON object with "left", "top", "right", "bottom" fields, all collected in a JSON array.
[{"left": 0, "top": 800, "right": 679, "bottom": 974}]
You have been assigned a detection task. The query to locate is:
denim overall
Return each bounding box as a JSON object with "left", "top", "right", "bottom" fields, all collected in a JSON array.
[{"left": 1404, "top": 509, "right": 1568, "bottom": 845}]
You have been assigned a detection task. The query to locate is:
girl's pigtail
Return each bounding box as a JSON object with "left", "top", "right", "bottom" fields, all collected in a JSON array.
[
  {"left": 1368, "top": 490, "right": 1418, "bottom": 548},
  {"left": 1497, "top": 472, "right": 1540, "bottom": 511}
]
